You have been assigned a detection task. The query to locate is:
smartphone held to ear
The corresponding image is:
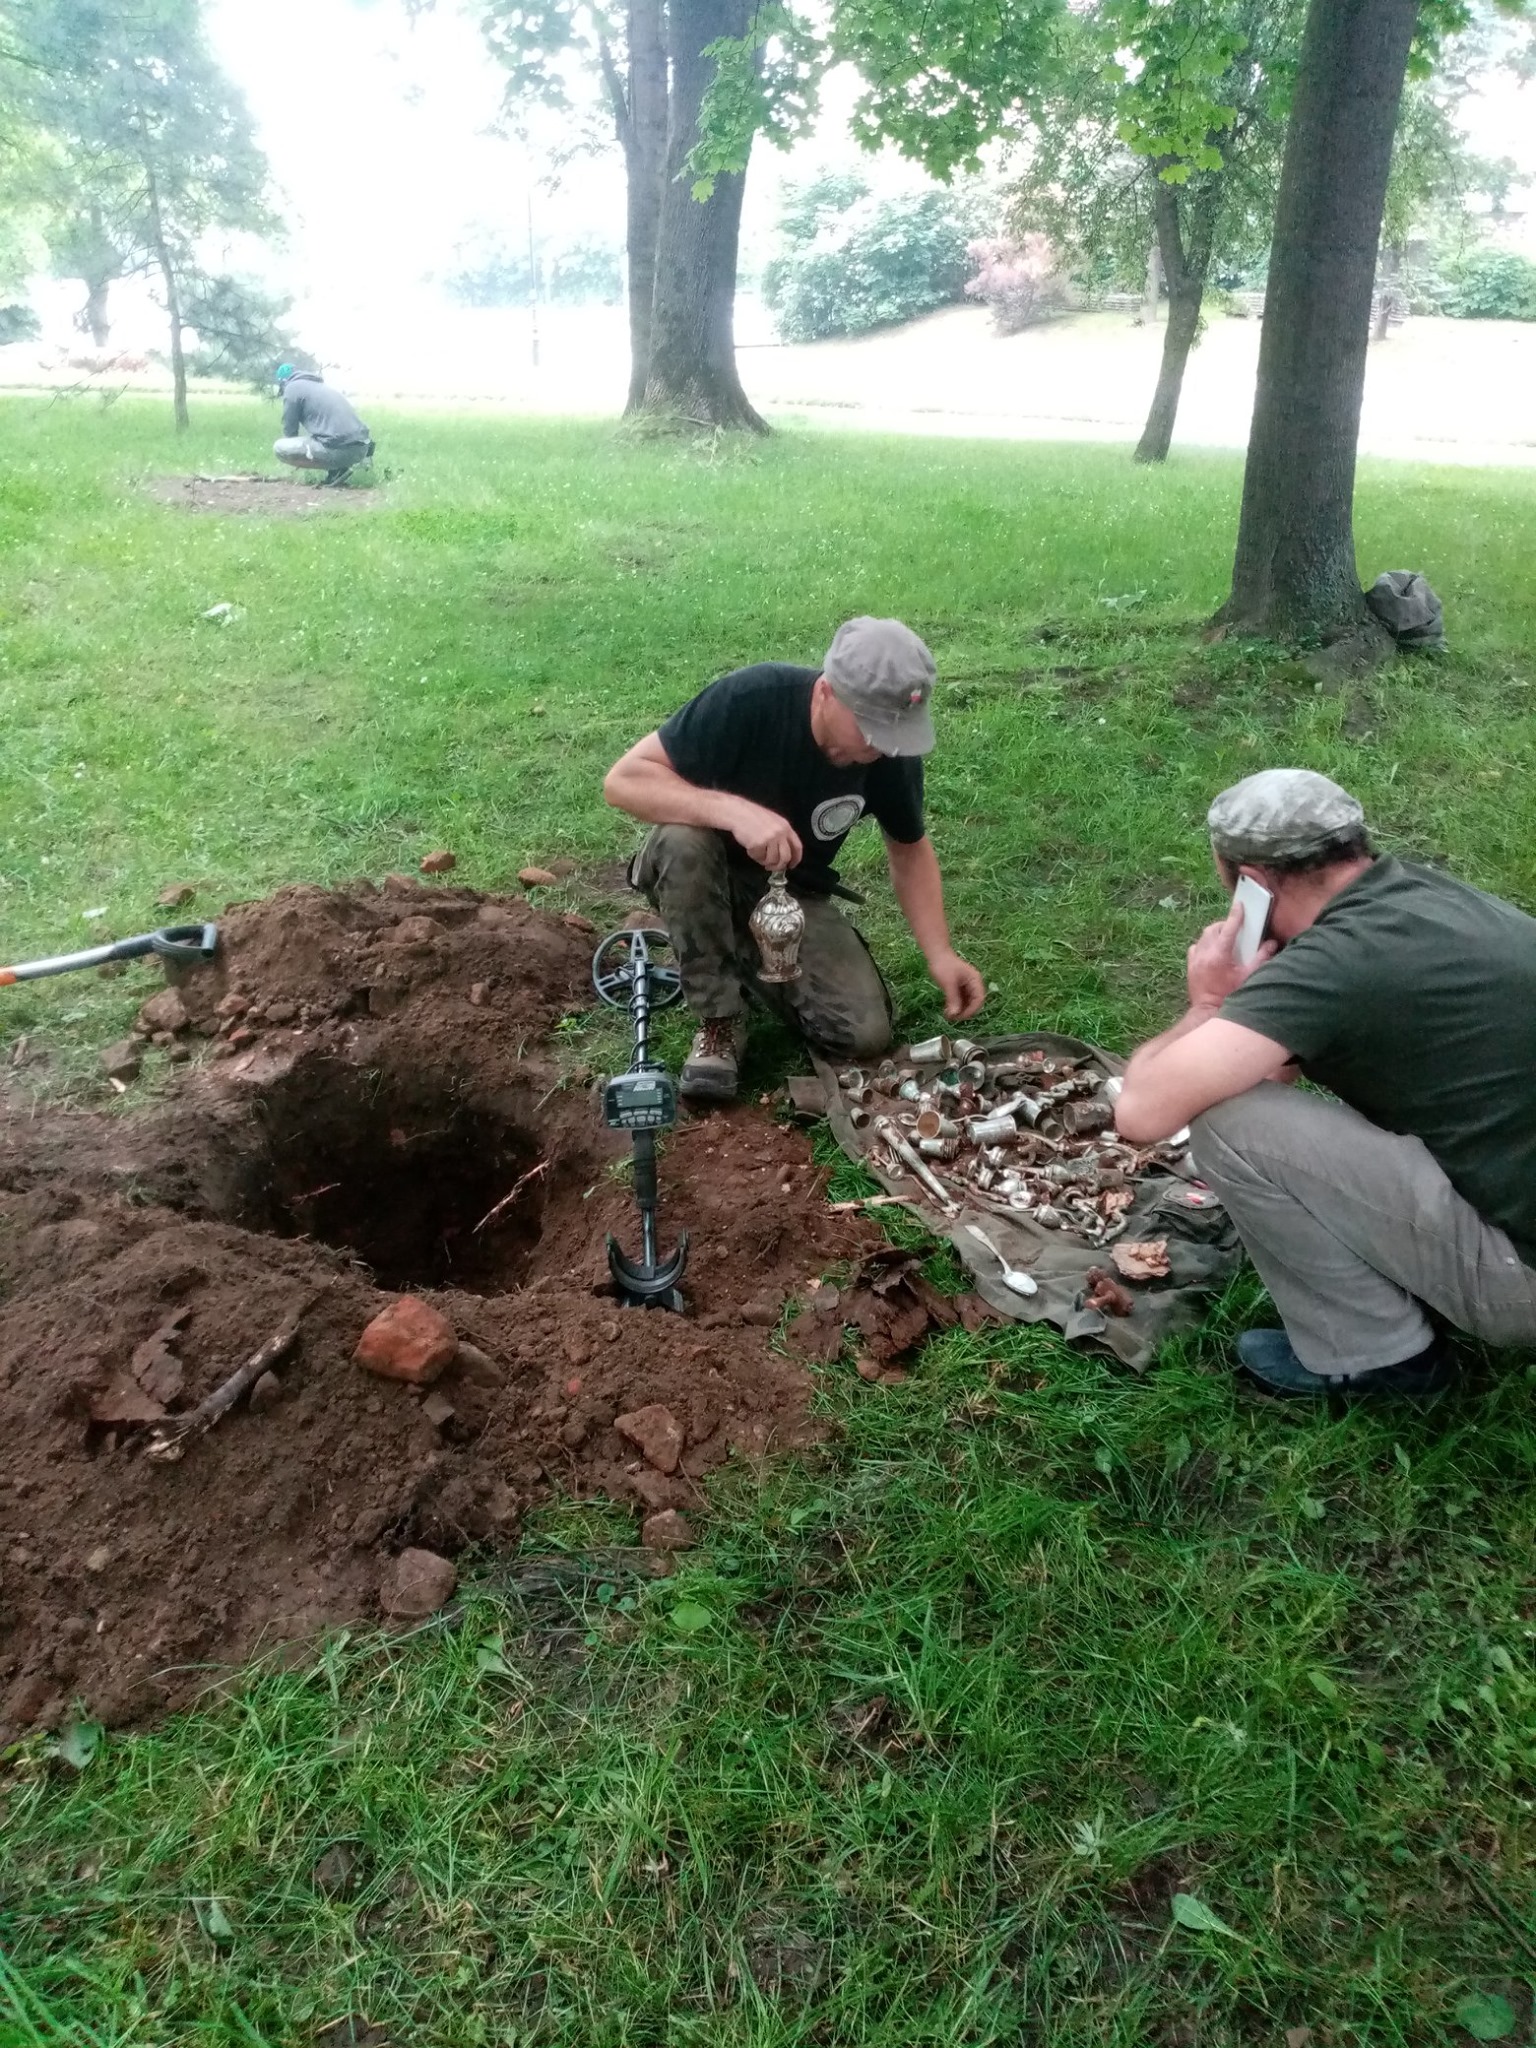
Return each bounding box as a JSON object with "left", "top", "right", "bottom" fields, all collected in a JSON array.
[{"left": 1232, "top": 875, "right": 1274, "bottom": 965}]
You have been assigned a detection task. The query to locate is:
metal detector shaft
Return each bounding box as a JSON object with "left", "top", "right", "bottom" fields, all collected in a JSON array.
[
  {"left": 0, "top": 922, "right": 218, "bottom": 988},
  {"left": 594, "top": 924, "right": 688, "bottom": 1312}
]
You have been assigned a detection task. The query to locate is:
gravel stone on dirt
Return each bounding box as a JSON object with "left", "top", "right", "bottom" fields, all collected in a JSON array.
[{"left": 379, "top": 1547, "right": 458, "bottom": 1618}]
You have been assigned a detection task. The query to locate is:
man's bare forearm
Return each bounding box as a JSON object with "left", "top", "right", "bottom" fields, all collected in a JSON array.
[
  {"left": 1122, "top": 1001, "right": 1221, "bottom": 1091},
  {"left": 604, "top": 756, "right": 740, "bottom": 832},
  {"left": 885, "top": 836, "right": 955, "bottom": 963}
]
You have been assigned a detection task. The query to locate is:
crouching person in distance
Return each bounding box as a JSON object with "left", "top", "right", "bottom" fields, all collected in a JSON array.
[
  {"left": 603, "top": 617, "right": 985, "bottom": 1102},
  {"left": 272, "top": 363, "right": 374, "bottom": 484},
  {"left": 1114, "top": 768, "right": 1536, "bottom": 1397}
]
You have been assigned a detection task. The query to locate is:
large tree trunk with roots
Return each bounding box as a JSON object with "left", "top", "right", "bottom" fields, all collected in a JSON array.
[
  {"left": 637, "top": 0, "right": 764, "bottom": 430},
  {"left": 1216, "top": 0, "right": 1420, "bottom": 643},
  {"left": 1134, "top": 179, "right": 1218, "bottom": 465},
  {"left": 603, "top": 0, "right": 668, "bottom": 414}
]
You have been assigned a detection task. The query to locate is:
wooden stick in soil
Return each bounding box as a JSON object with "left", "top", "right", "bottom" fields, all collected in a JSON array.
[
  {"left": 146, "top": 1296, "right": 316, "bottom": 1461},
  {"left": 828, "top": 1194, "right": 911, "bottom": 1213},
  {"left": 473, "top": 1158, "right": 548, "bottom": 1234}
]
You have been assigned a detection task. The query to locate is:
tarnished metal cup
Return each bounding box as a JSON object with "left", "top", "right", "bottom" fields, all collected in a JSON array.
[
  {"left": 918, "top": 1136, "right": 960, "bottom": 1160},
  {"left": 966, "top": 1113, "right": 1018, "bottom": 1145},
  {"left": 914, "top": 1108, "right": 959, "bottom": 1141},
  {"left": 908, "top": 1035, "right": 950, "bottom": 1065}
]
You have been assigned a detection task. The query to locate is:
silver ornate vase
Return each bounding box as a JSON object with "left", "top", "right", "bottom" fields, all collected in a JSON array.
[{"left": 749, "top": 868, "right": 805, "bottom": 984}]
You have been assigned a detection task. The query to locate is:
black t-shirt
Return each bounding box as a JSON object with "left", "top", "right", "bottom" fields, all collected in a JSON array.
[
  {"left": 657, "top": 663, "right": 926, "bottom": 892},
  {"left": 1221, "top": 856, "right": 1536, "bottom": 1261}
]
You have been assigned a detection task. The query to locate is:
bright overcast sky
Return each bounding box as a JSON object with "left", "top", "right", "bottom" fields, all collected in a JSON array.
[{"left": 205, "top": 0, "right": 1536, "bottom": 311}]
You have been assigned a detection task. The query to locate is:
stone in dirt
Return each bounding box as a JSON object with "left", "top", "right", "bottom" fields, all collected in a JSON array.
[
  {"left": 616, "top": 1403, "right": 685, "bottom": 1474},
  {"left": 136, "top": 989, "right": 190, "bottom": 1036},
  {"left": 248, "top": 1370, "right": 283, "bottom": 1413},
  {"left": 641, "top": 1509, "right": 695, "bottom": 1551},
  {"left": 99, "top": 1041, "right": 141, "bottom": 1083},
  {"left": 561, "top": 912, "right": 597, "bottom": 935},
  {"left": 518, "top": 867, "right": 557, "bottom": 887},
  {"left": 156, "top": 883, "right": 197, "bottom": 909},
  {"left": 419, "top": 851, "right": 457, "bottom": 875},
  {"left": 355, "top": 1297, "right": 458, "bottom": 1384},
  {"left": 421, "top": 1391, "right": 456, "bottom": 1428},
  {"left": 379, "top": 1547, "right": 458, "bottom": 1618}
]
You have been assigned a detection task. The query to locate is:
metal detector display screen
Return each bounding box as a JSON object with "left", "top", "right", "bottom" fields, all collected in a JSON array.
[{"left": 604, "top": 1069, "right": 676, "bottom": 1131}]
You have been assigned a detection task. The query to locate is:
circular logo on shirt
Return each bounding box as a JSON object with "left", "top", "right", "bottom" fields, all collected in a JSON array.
[{"left": 812, "top": 794, "right": 866, "bottom": 841}]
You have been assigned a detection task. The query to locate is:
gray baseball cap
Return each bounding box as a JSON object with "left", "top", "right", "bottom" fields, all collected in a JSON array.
[
  {"left": 823, "top": 616, "right": 937, "bottom": 757},
  {"left": 1207, "top": 768, "right": 1367, "bottom": 864}
]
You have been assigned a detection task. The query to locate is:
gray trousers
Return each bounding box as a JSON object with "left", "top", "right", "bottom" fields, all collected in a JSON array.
[
  {"left": 633, "top": 824, "right": 893, "bottom": 1061},
  {"left": 1191, "top": 1082, "right": 1536, "bottom": 1374},
  {"left": 273, "top": 435, "right": 368, "bottom": 474}
]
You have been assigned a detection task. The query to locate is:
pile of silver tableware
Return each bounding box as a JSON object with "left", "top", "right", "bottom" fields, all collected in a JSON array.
[{"left": 836, "top": 1036, "right": 1188, "bottom": 1249}]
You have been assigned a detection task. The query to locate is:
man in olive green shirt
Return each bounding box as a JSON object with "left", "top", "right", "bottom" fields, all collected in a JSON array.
[{"left": 1114, "top": 768, "right": 1536, "bottom": 1396}]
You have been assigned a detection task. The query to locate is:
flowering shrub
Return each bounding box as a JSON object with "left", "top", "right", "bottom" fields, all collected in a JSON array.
[{"left": 964, "top": 234, "right": 1072, "bottom": 333}]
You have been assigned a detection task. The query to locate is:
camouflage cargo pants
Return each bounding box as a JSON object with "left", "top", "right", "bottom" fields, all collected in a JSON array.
[{"left": 632, "top": 824, "right": 894, "bottom": 1061}]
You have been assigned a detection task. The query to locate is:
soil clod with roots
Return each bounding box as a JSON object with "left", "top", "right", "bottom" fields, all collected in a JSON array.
[{"left": 0, "top": 877, "right": 883, "bottom": 1742}]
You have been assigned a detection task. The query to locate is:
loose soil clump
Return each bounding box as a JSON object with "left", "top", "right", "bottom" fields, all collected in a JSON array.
[
  {"left": 145, "top": 474, "right": 376, "bottom": 517},
  {"left": 0, "top": 877, "right": 883, "bottom": 1743}
]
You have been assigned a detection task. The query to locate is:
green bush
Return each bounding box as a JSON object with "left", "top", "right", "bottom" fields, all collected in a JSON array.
[
  {"left": 1441, "top": 248, "right": 1536, "bottom": 320},
  {"left": 0, "top": 302, "right": 40, "bottom": 344},
  {"left": 763, "top": 177, "right": 977, "bottom": 342}
]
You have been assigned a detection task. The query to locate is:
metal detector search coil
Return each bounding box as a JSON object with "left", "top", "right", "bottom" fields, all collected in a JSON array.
[{"left": 592, "top": 925, "right": 689, "bottom": 1312}]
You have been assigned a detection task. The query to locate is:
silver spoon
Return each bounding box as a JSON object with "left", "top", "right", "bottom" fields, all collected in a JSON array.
[{"left": 967, "top": 1225, "right": 1039, "bottom": 1298}]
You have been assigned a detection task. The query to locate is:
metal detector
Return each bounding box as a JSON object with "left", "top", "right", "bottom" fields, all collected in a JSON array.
[{"left": 592, "top": 925, "right": 689, "bottom": 1312}]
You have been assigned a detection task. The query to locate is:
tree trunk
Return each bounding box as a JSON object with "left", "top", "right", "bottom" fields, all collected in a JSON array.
[
  {"left": 1142, "top": 238, "right": 1162, "bottom": 325},
  {"left": 1216, "top": 0, "right": 1420, "bottom": 642},
  {"left": 1134, "top": 180, "right": 1216, "bottom": 465},
  {"left": 638, "top": 0, "right": 765, "bottom": 429},
  {"left": 144, "top": 163, "right": 188, "bottom": 430},
  {"left": 622, "top": 0, "right": 668, "bottom": 412},
  {"left": 81, "top": 272, "right": 112, "bottom": 348}
]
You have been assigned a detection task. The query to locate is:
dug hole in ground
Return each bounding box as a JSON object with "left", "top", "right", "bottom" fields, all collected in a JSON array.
[{"left": 0, "top": 875, "right": 892, "bottom": 1743}]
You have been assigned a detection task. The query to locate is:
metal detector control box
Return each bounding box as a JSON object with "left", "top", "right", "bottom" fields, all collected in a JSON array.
[{"left": 603, "top": 1066, "right": 676, "bottom": 1132}]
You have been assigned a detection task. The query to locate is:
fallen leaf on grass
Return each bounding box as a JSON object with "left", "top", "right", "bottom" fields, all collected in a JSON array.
[
  {"left": 1454, "top": 1990, "right": 1517, "bottom": 2040},
  {"left": 52, "top": 1720, "right": 103, "bottom": 1770},
  {"left": 1111, "top": 1238, "right": 1171, "bottom": 1281},
  {"left": 670, "top": 1602, "right": 713, "bottom": 1634},
  {"left": 1170, "top": 1892, "right": 1240, "bottom": 1938},
  {"left": 193, "top": 1897, "right": 234, "bottom": 1943}
]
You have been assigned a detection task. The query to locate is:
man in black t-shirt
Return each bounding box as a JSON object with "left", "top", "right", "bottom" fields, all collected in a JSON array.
[
  {"left": 604, "top": 617, "right": 984, "bottom": 1099},
  {"left": 1114, "top": 768, "right": 1536, "bottom": 1398}
]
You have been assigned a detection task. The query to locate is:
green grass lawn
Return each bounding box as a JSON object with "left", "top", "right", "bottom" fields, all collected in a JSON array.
[{"left": 3, "top": 395, "right": 1536, "bottom": 2047}]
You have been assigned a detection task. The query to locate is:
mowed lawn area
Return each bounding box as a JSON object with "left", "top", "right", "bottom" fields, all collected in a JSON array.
[{"left": 3, "top": 398, "right": 1536, "bottom": 2047}]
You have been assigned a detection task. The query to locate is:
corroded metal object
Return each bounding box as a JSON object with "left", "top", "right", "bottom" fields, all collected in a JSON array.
[{"left": 749, "top": 869, "right": 805, "bottom": 984}]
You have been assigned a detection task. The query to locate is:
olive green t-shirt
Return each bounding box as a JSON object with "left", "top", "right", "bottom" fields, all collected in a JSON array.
[{"left": 1220, "top": 856, "right": 1536, "bottom": 1261}]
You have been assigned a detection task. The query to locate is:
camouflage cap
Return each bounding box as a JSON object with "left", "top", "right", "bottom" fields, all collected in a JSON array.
[{"left": 1206, "top": 769, "right": 1366, "bottom": 864}]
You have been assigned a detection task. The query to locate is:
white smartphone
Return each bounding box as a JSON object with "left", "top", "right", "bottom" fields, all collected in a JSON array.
[{"left": 1232, "top": 874, "right": 1274, "bottom": 966}]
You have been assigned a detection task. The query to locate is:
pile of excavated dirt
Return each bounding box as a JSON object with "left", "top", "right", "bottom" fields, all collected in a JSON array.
[{"left": 0, "top": 878, "right": 887, "bottom": 1743}]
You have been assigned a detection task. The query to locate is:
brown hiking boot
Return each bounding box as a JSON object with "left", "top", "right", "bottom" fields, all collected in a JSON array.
[{"left": 680, "top": 1016, "right": 747, "bottom": 1101}]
